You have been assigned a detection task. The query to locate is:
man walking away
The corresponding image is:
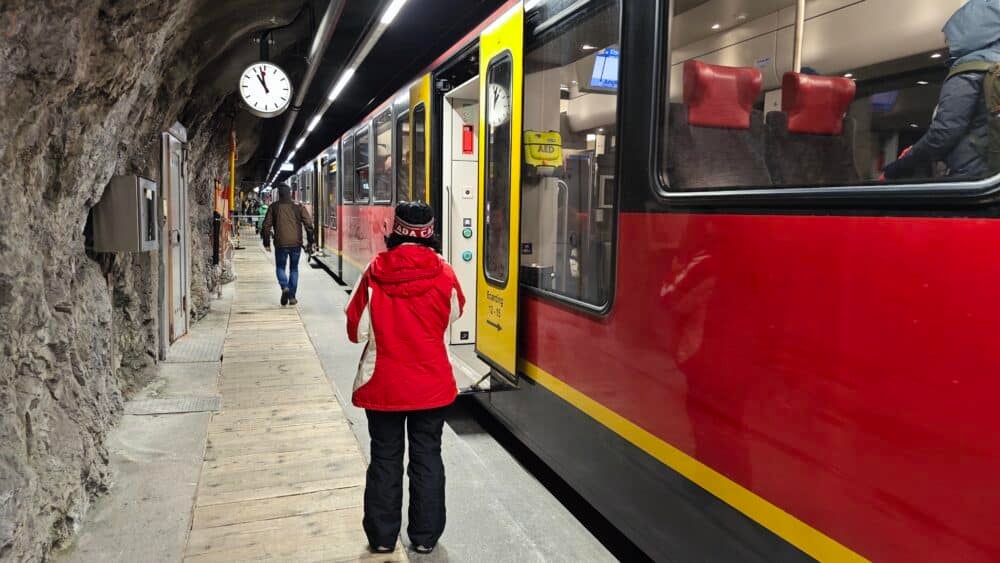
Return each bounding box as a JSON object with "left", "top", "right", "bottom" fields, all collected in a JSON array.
[{"left": 262, "top": 183, "right": 315, "bottom": 306}]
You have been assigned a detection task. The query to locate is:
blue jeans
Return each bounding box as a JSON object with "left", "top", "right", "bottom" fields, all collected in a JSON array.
[{"left": 274, "top": 246, "right": 301, "bottom": 297}]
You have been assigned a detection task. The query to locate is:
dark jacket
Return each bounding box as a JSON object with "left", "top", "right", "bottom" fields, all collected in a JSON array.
[
  {"left": 262, "top": 199, "right": 315, "bottom": 248},
  {"left": 345, "top": 244, "right": 465, "bottom": 411},
  {"left": 885, "top": 0, "right": 1000, "bottom": 179}
]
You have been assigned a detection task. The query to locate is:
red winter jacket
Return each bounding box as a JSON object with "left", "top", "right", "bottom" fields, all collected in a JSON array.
[{"left": 346, "top": 244, "right": 465, "bottom": 411}]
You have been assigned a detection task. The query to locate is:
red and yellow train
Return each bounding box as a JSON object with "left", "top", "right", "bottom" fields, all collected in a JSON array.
[{"left": 292, "top": 0, "right": 1000, "bottom": 560}]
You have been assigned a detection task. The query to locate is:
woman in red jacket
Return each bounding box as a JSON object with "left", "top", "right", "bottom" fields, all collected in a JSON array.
[{"left": 345, "top": 201, "right": 465, "bottom": 555}]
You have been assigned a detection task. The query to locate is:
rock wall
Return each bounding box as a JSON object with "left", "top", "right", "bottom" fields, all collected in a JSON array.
[{"left": 0, "top": 1, "right": 296, "bottom": 560}]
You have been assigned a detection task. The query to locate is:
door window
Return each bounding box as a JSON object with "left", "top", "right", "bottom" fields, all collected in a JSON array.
[
  {"left": 343, "top": 135, "right": 355, "bottom": 203},
  {"left": 484, "top": 56, "right": 514, "bottom": 285},
  {"left": 374, "top": 109, "right": 393, "bottom": 204},
  {"left": 396, "top": 109, "right": 411, "bottom": 203},
  {"left": 412, "top": 103, "right": 427, "bottom": 202},
  {"left": 355, "top": 125, "right": 371, "bottom": 203},
  {"left": 323, "top": 148, "right": 338, "bottom": 228}
]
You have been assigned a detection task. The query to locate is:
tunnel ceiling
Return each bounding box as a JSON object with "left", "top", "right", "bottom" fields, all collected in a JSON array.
[{"left": 246, "top": 0, "right": 507, "bottom": 187}]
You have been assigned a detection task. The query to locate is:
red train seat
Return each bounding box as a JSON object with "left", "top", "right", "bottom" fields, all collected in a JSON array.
[
  {"left": 765, "top": 72, "right": 860, "bottom": 185},
  {"left": 666, "top": 60, "right": 771, "bottom": 189}
]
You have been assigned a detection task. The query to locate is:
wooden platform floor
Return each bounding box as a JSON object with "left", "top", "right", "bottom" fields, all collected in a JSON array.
[{"left": 184, "top": 249, "right": 406, "bottom": 562}]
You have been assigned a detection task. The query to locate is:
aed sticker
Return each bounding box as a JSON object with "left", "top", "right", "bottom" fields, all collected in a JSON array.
[
  {"left": 463, "top": 218, "right": 472, "bottom": 227},
  {"left": 521, "top": 243, "right": 533, "bottom": 254}
]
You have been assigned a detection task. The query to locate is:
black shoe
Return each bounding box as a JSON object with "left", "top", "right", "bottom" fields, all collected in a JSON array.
[
  {"left": 288, "top": 297, "right": 298, "bottom": 306},
  {"left": 280, "top": 288, "right": 290, "bottom": 306},
  {"left": 413, "top": 545, "right": 435, "bottom": 554},
  {"left": 370, "top": 545, "right": 393, "bottom": 554}
]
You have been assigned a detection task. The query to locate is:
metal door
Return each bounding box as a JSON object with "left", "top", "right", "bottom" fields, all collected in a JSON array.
[{"left": 164, "top": 133, "right": 189, "bottom": 342}]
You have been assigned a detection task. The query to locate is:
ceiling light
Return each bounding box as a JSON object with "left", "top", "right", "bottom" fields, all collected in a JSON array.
[
  {"left": 843, "top": 73, "right": 853, "bottom": 78},
  {"left": 931, "top": 53, "right": 942, "bottom": 59},
  {"left": 289, "top": 150, "right": 296, "bottom": 160},
  {"left": 917, "top": 80, "right": 929, "bottom": 85},
  {"left": 380, "top": 0, "right": 408, "bottom": 25},
  {"left": 328, "top": 68, "right": 356, "bottom": 101},
  {"left": 597, "top": 128, "right": 604, "bottom": 132},
  {"left": 737, "top": 14, "right": 747, "bottom": 20},
  {"left": 582, "top": 44, "right": 596, "bottom": 51},
  {"left": 307, "top": 115, "right": 321, "bottom": 132},
  {"left": 586, "top": 133, "right": 597, "bottom": 141},
  {"left": 280, "top": 163, "right": 294, "bottom": 171},
  {"left": 910, "top": 123, "right": 919, "bottom": 128},
  {"left": 711, "top": 23, "right": 721, "bottom": 30},
  {"left": 295, "top": 138, "right": 304, "bottom": 150}
]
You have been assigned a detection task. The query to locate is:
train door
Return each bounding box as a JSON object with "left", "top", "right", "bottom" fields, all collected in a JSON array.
[
  {"left": 443, "top": 76, "right": 481, "bottom": 347},
  {"left": 321, "top": 143, "right": 342, "bottom": 278},
  {"left": 476, "top": 6, "right": 523, "bottom": 382},
  {"left": 409, "top": 75, "right": 431, "bottom": 204},
  {"left": 161, "top": 125, "right": 190, "bottom": 343}
]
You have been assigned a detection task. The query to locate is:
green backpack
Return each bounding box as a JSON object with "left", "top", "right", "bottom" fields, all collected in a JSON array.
[{"left": 948, "top": 61, "right": 1000, "bottom": 173}]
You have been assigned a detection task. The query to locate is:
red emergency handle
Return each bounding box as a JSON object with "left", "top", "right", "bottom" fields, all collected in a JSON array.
[{"left": 462, "top": 125, "right": 474, "bottom": 154}]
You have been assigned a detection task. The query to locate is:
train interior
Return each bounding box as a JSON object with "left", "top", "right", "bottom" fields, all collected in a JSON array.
[
  {"left": 519, "top": 0, "right": 619, "bottom": 307},
  {"left": 667, "top": 0, "right": 968, "bottom": 189}
]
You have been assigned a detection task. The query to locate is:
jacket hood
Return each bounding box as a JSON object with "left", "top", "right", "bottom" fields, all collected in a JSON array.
[
  {"left": 944, "top": 0, "right": 1000, "bottom": 64},
  {"left": 370, "top": 244, "right": 443, "bottom": 297}
]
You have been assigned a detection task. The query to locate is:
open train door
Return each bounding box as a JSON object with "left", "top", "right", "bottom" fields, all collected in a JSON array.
[
  {"left": 475, "top": 6, "right": 523, "bottom": 384},
  {"left": 409, "top": 75, "right": 432, "bottom": 204}
]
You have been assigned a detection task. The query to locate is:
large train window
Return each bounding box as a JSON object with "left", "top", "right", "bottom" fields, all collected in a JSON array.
[
  {"left": 396, "top": 109, "right": 410, "bottom": 203},
  {"left": 323, "top": 146, "right": 337, "bottom": 229},
  {"left": 412, "top": 103, "right": 427, "bottom": 202},
  {"left": 355, "top": 125, "right": 371, "bottom": 204},
  {"left": 520, "top": 0, "right": 620, "bottom": 308},
  {"left": 342, "top": 134, "right": 355, "bottom": 203},
  {"left": 659, "top": 0, "right": 995, "bottom": 193},
  {"left": 373, "top": 109, "right": 393, "bottom": 204},
  {"left": 483, "top": 55, "right": 513, "bottom": 286}
]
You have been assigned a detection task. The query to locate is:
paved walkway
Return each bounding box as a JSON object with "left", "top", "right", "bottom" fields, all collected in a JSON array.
[{"left": 182, "top": 249, "right": 406, "bottom": 562}]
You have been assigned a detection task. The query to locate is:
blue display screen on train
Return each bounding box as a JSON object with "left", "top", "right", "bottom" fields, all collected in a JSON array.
[
  {"left": 870, "top": 90, "right": 899, "bottom": 113},
  {"left": 590, "top": 48, "right": 619, "bottom": 90}
]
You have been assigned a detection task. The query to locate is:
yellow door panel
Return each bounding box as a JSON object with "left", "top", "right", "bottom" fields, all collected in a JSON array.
[
  {"left": 476, "top": 5, "right": 523, "bottom": 380},
  {"left": 409, "top": 75, "right": 431, "bottom": 204}
]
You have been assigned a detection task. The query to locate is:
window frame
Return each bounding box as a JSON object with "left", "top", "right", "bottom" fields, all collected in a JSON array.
[
  {"left": 412, "top": 102, "right": 427, "bottom": 203},
  {"left": 516, "top": 0, "right": 623, "bottom": 316},
  {"left": 323, "top": 143, "right": 338, "bottom": 229},
  {"left": 482, "top": 51, "right": 515, "bottom": 289},
  {"left": 373, "top": 108, "right": 394, "bottom": 205},
  {"left": 354, "top": 122, "right": 372, "bottom": 205},
  {"left": 651, "top": 0, "right": 1000, "bottom": 208},
  {"left": 342, "top": 134, "right": 355, "bottom": 204},
  {"left": 395, "top": 108, "right": 411, "bottom": 204}
]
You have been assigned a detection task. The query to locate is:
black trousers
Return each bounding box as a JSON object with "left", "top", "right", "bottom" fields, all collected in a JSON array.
[{"left": 363, "top": 406, "right": 448, "bottom": 548}]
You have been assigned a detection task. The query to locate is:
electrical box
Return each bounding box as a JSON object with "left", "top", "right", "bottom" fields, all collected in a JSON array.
[{"left": 93, "top": 175, "right": 159, "bottom": 252}]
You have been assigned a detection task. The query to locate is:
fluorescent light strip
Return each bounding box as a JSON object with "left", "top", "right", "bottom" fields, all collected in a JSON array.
[
  {"left": 307, "top": 115, "right": 321, "bottom": 132},
  {"left": 328, "top": 68, "right": 355, "bottom": 101},
  {"left": 295, "top": 138, "right": 305, "bottom": 149},
  {"left": 381, "top": 0, "right": 408, "bottom": 24}
]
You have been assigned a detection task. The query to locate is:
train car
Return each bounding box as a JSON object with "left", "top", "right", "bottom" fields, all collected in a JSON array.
[{"left": 309, "top": 0, "right": 1000, "bottom": 560}]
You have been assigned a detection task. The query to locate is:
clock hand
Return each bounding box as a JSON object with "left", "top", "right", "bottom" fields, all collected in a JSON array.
[{"left": 257, "top": 71, "right": 269, "bottom": 94}]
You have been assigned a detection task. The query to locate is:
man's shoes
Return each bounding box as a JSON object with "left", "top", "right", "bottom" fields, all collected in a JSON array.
[
  {"left": 280, "top": 288, "right": 290, "bottom": 306},
  {"left": 413, "top": 545, "right": 435, "bottom": 554},
  {"left": 288, "top": 297, "right": 298, "bottom": 306},
  {"left": 370, "top": 545, "right": 393, "bottom": 554}
]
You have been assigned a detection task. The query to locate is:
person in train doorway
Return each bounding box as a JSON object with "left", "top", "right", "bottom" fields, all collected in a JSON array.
[
  {"left": 261, "top": 183, "right": 315, "bottom": 306},
  {"left": 883, "top": 0, "right": 1000, "bottom": 180},
  {"left": 345, "top": 201, "right": 465, "bottom": 555}
]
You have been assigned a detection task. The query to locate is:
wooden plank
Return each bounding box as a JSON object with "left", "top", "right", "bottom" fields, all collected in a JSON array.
[
  {"left": 202, "top": 442, "right": 362, "bottom": 475},
  {"left": 209, "top": 402, "right": 344, "bottom": 427},
  {"left": 194, "top": 475, "right": 364, "bottom": 507},
  {"left": 199, "top": 456, "right": 364, "bottom": 494},
  {"left": 191, "top": 487, "right": 364, "bottom": 530},
  {"left": 205, "top": 421, "right": 350, "bottom": 446}
]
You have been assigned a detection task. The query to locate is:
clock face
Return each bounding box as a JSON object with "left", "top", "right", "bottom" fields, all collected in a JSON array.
[
  {"left": 239, "top": 62, "right": 292, "bottom": 118},
  {"left": 487, "top": 83, "right": 511, "bottom": 127}
]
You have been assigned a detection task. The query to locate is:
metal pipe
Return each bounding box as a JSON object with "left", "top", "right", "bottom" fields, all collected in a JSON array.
[
  {"left": 267, "top": 0, "right": 347, "bottom": 181},
  {"left": 793, "top": 0, "right": 806, "bottom": 72}
]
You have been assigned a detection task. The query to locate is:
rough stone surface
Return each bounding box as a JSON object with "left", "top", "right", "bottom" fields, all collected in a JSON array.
[{"left": 0, "top": 1, "right": 303, "bottom": 560}]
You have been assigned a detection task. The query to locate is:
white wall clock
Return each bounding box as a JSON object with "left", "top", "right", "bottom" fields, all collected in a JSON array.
[
  {"left": 487, "top": 83, "right": 511, "bottom": 128},
  {"left": 239, "top": 62, "right": 292, "bottom": 118}
]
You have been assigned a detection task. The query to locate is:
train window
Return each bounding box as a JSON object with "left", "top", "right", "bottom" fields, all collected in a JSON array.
[
  {"left": 520, "top": 0, "right": 620, "bottom": 308},
  {"left": 323, "top": 148, "right": 338, "bottom": 229},
  {"left": 355, "top": 125, "right": 371, "bottom": 204},
  {"left": 396, "top": 109, "right": 411, "bottom": 203},
  {"left": 412, "top": 103, "right": 427, "bottom": 202},
  {"left": 373, "top": 109, "right": 393, "bottom": 204},
  {"left": 659, "top": 0, "right": 995, "bottom": 192},
  {"left": 483, "top": 55, "right": 513, "bottom": 286},
  {"left": 342, "top": 134, "right": 355, "bottom": 203}
]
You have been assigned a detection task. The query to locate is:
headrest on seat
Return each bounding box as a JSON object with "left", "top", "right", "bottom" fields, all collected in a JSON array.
[
  {"left": 683, "top": 60, "right": 763, "bottom": 129},
  {"left": 781, "top": 72, "right": 856, "bottom": 135}
]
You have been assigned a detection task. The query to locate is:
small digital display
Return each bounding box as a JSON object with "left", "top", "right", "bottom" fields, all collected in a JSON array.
[
  {"left": 590, "top": 48, "right": 619, "bottom": 90},
  {"left": 871, "top": 90, "right": 899, "bottom": 113}
]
